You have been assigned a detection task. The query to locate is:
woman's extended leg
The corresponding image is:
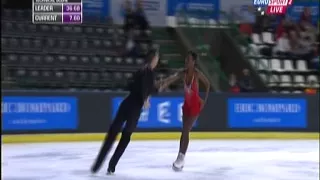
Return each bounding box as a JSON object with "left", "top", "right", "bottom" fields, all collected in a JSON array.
[
  {"left": 173, "top": 115, "right": 197, "bottom": 170},
  {"left": 179, "top": 115, "right": 197, "bottom": 154}
]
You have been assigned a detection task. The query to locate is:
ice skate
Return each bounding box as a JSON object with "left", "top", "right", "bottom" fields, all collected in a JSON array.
[
  {"left": 172, "top": 152, "right": 185, "bottom": 171},
  {"left": 107, "top": 167, "right": 115, "bottom": 175},
  {"left": 90, "top": 164, "right": 99, "bottom": 174}
]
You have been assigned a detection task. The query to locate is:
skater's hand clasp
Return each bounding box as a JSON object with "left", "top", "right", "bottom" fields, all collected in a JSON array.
[
  {"left": 157, "top": 78, "right": 167, "bottom": 92},
  {"left": 143, "top": 97, "right": 151, "bottom": 109}
]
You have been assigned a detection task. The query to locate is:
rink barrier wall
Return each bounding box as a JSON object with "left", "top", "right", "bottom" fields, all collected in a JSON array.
[
  {"left": 2, "top": 91, "right": 319, "bottom": 143},
  {"left": 2, "top": 132, "right": 320, "bottom": 144}
]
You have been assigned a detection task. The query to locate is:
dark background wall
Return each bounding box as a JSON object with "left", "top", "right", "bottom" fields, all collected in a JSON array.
[{"left": 3, "top": 0, "right": 30, "bottom": 8}]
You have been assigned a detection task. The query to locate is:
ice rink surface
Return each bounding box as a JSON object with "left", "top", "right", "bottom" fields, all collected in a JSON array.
[{"left": 2, "top": 140, "right": 319, "bottom": 180}]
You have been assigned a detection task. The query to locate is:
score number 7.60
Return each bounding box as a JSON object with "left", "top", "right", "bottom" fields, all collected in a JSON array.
[{"left": 63, "top": 14, "right": 82, "bottom": 23}]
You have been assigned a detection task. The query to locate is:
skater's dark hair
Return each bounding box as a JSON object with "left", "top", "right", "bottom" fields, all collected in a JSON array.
[{"left": 187, "top": 50, "right": 198, "bottom": 62}]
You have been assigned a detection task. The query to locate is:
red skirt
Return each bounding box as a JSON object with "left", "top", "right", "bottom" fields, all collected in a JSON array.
[{"left": 182, "top": 94, "right": 201, "bottom": 117}]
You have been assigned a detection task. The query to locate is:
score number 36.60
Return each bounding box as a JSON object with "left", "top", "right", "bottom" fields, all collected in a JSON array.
[{"left": 65, "top": 5, "right": 81, "bottom": 12}]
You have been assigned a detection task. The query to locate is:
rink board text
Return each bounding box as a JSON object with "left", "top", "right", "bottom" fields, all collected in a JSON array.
[
  {"left": 112, "top": 97, "right": 197, "bottom": 128},
  {"left": 1, "top": 91, "right": 319, "bottom": 134},
  {"left": 2, "top": 96, "right": 78, "bottom": 131}
]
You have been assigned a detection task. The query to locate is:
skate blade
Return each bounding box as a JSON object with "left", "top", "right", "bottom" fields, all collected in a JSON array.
[
  {"left": 107, "top": 171, "right": 115, "bottom": 175},
  {"left": 172, "top": 163, "right": 183, "bottom": 172}
]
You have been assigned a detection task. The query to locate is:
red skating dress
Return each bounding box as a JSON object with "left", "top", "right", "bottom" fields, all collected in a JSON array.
[{"left": 182, "top": 74, "right": 201, "bottom": 117}]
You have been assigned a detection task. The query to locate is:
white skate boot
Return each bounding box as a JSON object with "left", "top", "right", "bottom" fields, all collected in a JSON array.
[{"left": 172, "top": 153, "right": 185, "bottom": 171}]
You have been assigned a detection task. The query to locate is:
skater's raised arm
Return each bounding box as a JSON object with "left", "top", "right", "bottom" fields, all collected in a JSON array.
[
  {"left": 140, "top": 49, "right": 160, "bottom": 100},
  {"left": 127, "top": 49, "right": 159, "bottom": 102}
]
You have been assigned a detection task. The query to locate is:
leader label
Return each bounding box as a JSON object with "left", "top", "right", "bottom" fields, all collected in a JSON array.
[{"left": 33, "top": 4, "right": 62, "bottom": 12}]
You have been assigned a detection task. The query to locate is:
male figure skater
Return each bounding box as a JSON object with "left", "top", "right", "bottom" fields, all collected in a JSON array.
[{"left": 91, "top": 49, "right": 173, "bottom": 175}]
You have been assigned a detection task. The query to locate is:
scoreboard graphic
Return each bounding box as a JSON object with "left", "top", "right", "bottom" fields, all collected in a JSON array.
[{"left": 32, "top": 0, "right": 83, "bottom": 24}]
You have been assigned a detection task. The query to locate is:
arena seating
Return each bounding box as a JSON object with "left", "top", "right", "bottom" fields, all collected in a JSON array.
[
  {"left": 246, "top": 31, "right": 319, "bottom": 93},
  {"left": 1, "top": 9, "right": 183, "bottom": 91}
]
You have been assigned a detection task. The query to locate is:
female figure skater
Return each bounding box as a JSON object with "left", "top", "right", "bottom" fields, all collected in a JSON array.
[
  {"left": 163, "top": 51, "right": 210, "bottom": 171},
  {"left": 91, "top": 49, "right": 170, "bottom": 175}
]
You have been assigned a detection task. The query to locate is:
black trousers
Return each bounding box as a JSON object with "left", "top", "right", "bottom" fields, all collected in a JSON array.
[{"left": 91, "top": 96, "right": 142, "bottom": 172}]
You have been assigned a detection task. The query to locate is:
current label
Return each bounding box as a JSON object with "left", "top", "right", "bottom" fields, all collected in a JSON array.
[
  {"left": 32, "top": 0, "right": 82, "bottom": 24},
  {"left": 33, "top": 14, "right": 63, "bottom": 23}
]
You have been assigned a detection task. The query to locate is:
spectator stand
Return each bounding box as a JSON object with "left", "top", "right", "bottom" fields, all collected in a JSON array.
[
  {"left": 1, "top": 9, "right": 179, "bottom": 91},
  {"left": 221, "top": 10, "right": 319, "bottom": 94}
]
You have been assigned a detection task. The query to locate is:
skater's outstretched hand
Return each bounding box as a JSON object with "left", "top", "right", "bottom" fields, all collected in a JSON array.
[
  {"left": 158, "top": 69, "right": 184, "bottom": 91},
  {"left": 143, "top": 96, "right": 151, "bottom": 109}
]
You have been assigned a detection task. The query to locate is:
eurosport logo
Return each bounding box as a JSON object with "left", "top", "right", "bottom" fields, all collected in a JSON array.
[
  {"left": 253, "top": 0, "right": 293, "bottom": 6},
  {"left": 253, "top": 0, "right": 293, "bottom": 14}
]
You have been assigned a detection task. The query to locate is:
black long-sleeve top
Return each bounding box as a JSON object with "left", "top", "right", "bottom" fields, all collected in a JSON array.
[{"left": 127, "top": 66, "right": 158, "bottom": 106}]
